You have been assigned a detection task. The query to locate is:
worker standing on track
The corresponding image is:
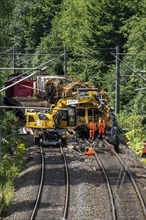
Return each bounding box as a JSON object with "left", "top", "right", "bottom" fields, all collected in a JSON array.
[
  {"left": 142, "top": 141, "right": 146, "bottom": 158},
  {"left": 34, "top": 129, "right": 41, "bottom": 146},
  {"left": 98, "top": 116, "right": 106, "bottom": 138},
  {"left": 89, "top": 120, "right": 97, "bottom": 140}
]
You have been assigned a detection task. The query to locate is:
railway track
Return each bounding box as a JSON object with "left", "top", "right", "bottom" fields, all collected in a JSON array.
[
  {"left": 29, "top": 145, "right": 70, "bottom": 220},
  {"left": 78, "top": 138, "right": 146, "bottom": 220},
  {"left": 5, "top": 135, "right": 146, "bottom": 220},
  {"left": 94, "top": 149, "right": 117, "bottom": 220},
  {"left": 95, "top": 139, "right": 146, "bottom": 220}
]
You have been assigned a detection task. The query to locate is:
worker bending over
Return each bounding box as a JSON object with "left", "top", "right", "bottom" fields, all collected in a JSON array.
[
  {"left": 142, "top": 141, "right": 146, "bottom": 158},
  {"left": 98, "top": 116, "right": 106, "bottom": 138},
  {"left": 84, "top": 145, "right": 95, "bottom": 156}
]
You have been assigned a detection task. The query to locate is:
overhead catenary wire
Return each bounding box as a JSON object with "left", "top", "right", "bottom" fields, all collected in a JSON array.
[
  {"left": 116, "top": 52, "right": 146, "bottom": 56},
  {"left": 111, "top": 53, "right": 146, "bottom": 82},
  {"left": 0, "top": 55, "right": 64, "bottom": 93},
  {"left": 111, "top": 51, "right": 145, "bottom": 116},
  {"left": 116, "top": 71, "right": 145, "bottom": 116}
]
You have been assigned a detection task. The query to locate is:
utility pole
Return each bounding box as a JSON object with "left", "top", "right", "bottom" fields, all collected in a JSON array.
[
  {"left": 115, "top": 45, "right": 120, "bottom": 114},
  {"left": 13, "top": 47, "right": 16, "bottom": 74},
  {"left": 64, "top": 45, "right": 67, "bottom": 77}
]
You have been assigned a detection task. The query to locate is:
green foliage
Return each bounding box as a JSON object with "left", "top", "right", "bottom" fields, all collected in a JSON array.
[
  {"left": 118, "top": 0, "right": 146, "bottom": 114},
  {"left": 141, "top": 158, "right": 146, "bottom": 164},
  {"left": 1, "top": 111, "right": 18, "bottom": 134},
  {"left": 0, "top": 0, "right": 14, "bottom": 47},
  {"left": 0, "top": 111, "right": 21, "bottom": 153},
  {"left": 51, "top": 0, "right": 91, "bottom": 46},
  {"left": 9, "top": 0, "right": 62, "bottom": 48},
  {"left": 0, "top": 181, "right": 14, "bottom": 215},
  {"left": 117, "top": 112, "right": 146, "bottom": 156},
  {"left": 0, "top": 142, "right": 27, "bottom": 216},
  {"left": 118, "top": 114, "right": 146, "bottom": 159},
  {"left": 0, "top": 110, "right": 28, "bottom": 216}
]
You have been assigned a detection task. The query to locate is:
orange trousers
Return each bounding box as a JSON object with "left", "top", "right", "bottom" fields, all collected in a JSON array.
[
  {"left": 98, "top": 127, "right": 105, "bottom": 135},
  {"left": 90, "top": 129, "right": 95, "bottom": 140},
  {"left": 89, "top": 122, "right": 96, "bottom": 140}
]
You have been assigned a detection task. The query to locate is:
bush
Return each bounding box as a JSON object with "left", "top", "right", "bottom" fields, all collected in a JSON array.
[
  {"left": 117, "top": 113, "right": 146, "bottom": 162},
  {"left": 0, "top": 181, "right": 14, "bottom": 215},
  {"left": 0, "top": 143, "right": 27, "bottom": 217}
]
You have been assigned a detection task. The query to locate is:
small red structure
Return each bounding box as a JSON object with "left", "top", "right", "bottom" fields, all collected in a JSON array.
[
  {"left": 5, "top": 73, "right": 34, "bottom": 98},
  {"left": 14, "top": 81, "right": 33, "bottom": 97}
]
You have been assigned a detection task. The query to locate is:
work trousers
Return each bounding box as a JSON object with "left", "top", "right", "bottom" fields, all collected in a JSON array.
[{"left": 90, "top": 129, "right": 95, "bottom": 140}]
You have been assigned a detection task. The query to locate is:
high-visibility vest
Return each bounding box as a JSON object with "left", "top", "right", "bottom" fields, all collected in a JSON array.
[
  {"left": 89, "top": 122, "right": 97, "bottom": 130},
  {"left": 98, "top": 119, "right": 105, "bottom": 129},
  {"left": 34, "top": 134, "right": 39, "bottom": 138}
]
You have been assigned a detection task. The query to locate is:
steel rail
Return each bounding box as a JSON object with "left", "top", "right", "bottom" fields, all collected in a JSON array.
[
  {"left": 29, "top": 146, "right": 45, "bottom": 220},
  {"left": 60, "top": 146, "right": 70, "bottom": 219},
  {"left": 103, "top": 139, "right": 146, "bottom": 219},
  {"left": 94, "top": 151, "right": 117, "bottom": 220},
  {"left": 84, "top": 138, "right": 117, "bottom": 220}
]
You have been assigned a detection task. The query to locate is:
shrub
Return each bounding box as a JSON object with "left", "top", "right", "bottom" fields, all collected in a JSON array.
[
  {"left": 0, "top": 181, "right": 14, "bottom": 215},
  {"left": 0, "top": 143, "right": 27, "bottom": 217}
]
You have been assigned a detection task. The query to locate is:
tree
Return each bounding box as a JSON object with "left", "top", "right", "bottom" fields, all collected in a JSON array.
[
  {"left": 119, "top": 0, "right": 146, "bottom": 113},
  {"left": 9, "top": 0, "right": 62, "bottom": 48},
  {"left": 0, "top": 0, "right": 14, "bottom": 46}
]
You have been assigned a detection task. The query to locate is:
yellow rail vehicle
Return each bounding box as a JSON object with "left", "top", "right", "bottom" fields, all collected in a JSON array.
[
  {"left": 26, "top": 108, "right": 77, "bottom": 130},
  {"left": 26, "top": 112, "right": 54, "bottom": 129},
  {"left": 25, "top": 89, "right": 114, "bottom": 146},
  {"left": 26, "top": 90, "right": 108, "bottom": 129}
]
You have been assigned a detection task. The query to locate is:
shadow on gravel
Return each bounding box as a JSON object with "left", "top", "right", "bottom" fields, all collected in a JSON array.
[{"left": 5, "top": 200, "right": 51, "bottom": 217}]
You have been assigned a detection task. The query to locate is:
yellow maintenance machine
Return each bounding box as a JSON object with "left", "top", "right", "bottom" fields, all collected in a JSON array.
[{"left": 25, "top": 86, "right": 114, "bottom": 146}]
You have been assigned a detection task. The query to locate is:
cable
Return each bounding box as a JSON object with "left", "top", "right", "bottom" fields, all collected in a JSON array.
[
  {"left": 117, "top": 53, "right": 146, "bottom": 56},
  {"left": 111, "top": 53, "right": 146, "bottom": 82}
]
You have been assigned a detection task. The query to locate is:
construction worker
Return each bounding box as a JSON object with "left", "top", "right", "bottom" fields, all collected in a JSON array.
[
  {"left": 142, "top": 141, "right": 146, "bottom": 158},
  {"left": 89, "top": 120, "right": 97, "bottom": 140},
  {"left": 84, "top": 145, "right": 95, "bottom": 156},
  {"left": 34, "top": 129, "right": 41, "bottom": 146},
  {"left": 61, "top": 130, "right": 67, "bottom": 146},
  {"left": 98, "top": 116, "right": 106, "bottom": 138}
]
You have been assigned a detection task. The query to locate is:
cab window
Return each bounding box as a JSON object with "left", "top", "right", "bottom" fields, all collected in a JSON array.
[
  {"left": 28, "top": 115, "right": 35, "bottom": 122},
  {"left": 77, "top": 108, "right": 85, "bottom": 116},
  {"left": 62, "top": 111, "right": 67, "bottom": 120},
  {"left": 38, "top": 114, "right": 49, "bottom": 120}
]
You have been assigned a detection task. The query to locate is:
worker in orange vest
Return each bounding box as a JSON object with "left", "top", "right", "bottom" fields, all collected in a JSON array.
[
  {"left": 98, "top": 116, "right": 106, "bottom": 138},
  {"left": 84, "top": 145, "right": 95, "bottom": 156},
  {"left": 142, "top": 141, "right": 146, "bottom": 158},
  {"left": 89, "top": 120, "right": 97, "bottom": 140}
]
